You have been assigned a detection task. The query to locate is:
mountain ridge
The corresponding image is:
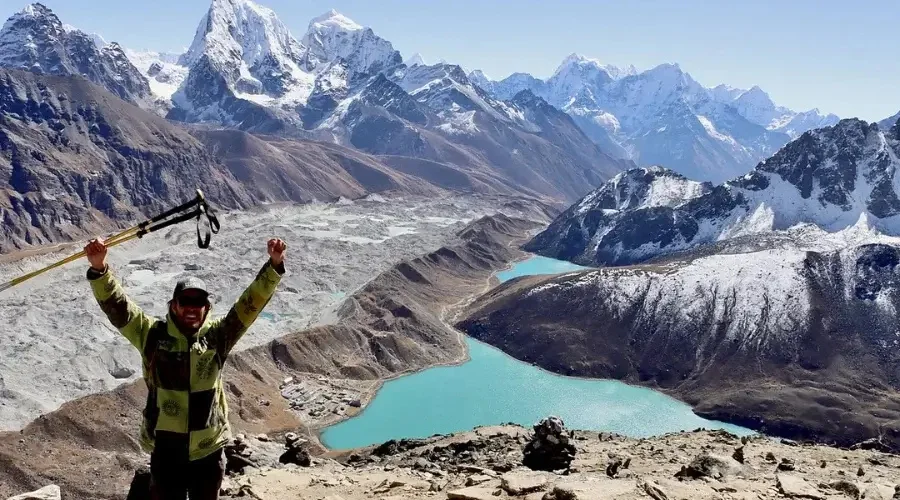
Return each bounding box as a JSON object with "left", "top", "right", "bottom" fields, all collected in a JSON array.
[
  {"left": 0, "top": 3, "right": 152, "bottom": 105},
  {"left": 469, "top": 55, "right": 840, "bottom": 182},
  {"left": 525, "top": 118, "right": 900, "bottom": 266},
  {"left": 133, "top": 0, "right": 625, "bottom": 202}
]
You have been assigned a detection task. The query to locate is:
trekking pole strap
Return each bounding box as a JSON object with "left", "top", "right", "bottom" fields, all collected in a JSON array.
[
  {"left": 196, "top": 202, "right": 220, "bottom": 249},
  {"left": 137, "top": 208, "right": 203, "bottom": 238},
  {"left": 139, "top": 190, "right": 207, "bottom": 230}
]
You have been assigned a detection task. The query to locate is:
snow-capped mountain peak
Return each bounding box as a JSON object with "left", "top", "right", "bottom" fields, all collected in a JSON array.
[
  {"left": 553, "top": 53, "right": 637, "bottom": 81},
  {"left": 3, "top": 3, "right": 52, "bottom": 27},
  {"left": 308, "top": 9, "right": 362, "bottom": 31},
  {"left": 1, "top": 3, "right": 63, "bottom": 44},
  {"left": 404, "top": 52, "right": 426, "bottom": 67},
  {"left": 547, "top": 54, "right": 615, "bottom": 107},
  {"left": 879, "top": 110, "right": 900, "bottom": 130},
  {"left": 180, "top": 0, "right": 304, "bottom": 76},
  {"left": 0, "top": 2, "right": 150, "bottom": 104},
  {"left": 467, "top": 69, "right": 495, "bottom": 93},
  {"left": 740, "top": 85, "right": 771, "bottom": 101},
  {"left": 731, "top": 85, "right": 783, "bottom": 125},
  {"left": 89, "top": 32, "right": 108, "bottom": 48},
  {"left": 526, "top": 118, "right": 900, "bottom": 266},
  {"left": 709, "top": 83, "right": 744, "bottom": 102},
  {"left": 301, "top": 9, "right": 401, "bottom": 78},
  {"left": 643, "top": 62, "right": 695, "bottom": 88}
]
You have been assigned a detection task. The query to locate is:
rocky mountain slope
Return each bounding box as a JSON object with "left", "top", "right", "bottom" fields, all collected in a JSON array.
[
  {"left": 12, "top": 421, "right": 900, "bottom": 500},
  {"left": 471, "top": 55, "right": 840, "bottom": 183},
  {"left": 880, "top": 111, "right": 900, "bottom": 131},
  {"left": 460, "top": 229, "right": 900, "bottom": 450},
  {"left": 216, "top": 422, "right": 899, "bottom": 500},
  {"left": 526, "top": 118, "right": 900, "bottom": 266},
  {"left": 0, "top": 67, "right": 253, "bottom": 252},
  {"left": 0, "top": 4, "right": 151, "bottom": 106},
  {"left": 0, "top": 66, "right": 466, "bottom": 254},
  {"left": 191, "top": 129, "right": 443, "bottom": 203}
]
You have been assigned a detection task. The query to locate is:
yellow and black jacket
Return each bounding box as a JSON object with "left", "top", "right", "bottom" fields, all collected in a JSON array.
[{"left": 88, "top": 260, "right": 284, "bottom": 460}]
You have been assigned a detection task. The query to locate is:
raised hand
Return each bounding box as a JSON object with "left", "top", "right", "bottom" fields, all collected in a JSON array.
[
  {"left": 84, "top": 237, "right": 108, "bottom": 271},
  {"left": 267, "top": 238, "right": 286, "bottom": 266}
]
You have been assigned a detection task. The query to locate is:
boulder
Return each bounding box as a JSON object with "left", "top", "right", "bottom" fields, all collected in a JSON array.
[
  {"left": 675, "top": 453, "right": 742, "bottom": 480},
  {"left": 373, "top": 477, "right": 431, "bottom": 493},
  {"left": 778, "top": 458, "right": 796, "bottom": 471},
  {"left": 7, "top": 485, "right": 61, "bottom": 500},
  {"left": 776, "top": 473, "right": 824, "bottom": 499},
  {"left": 605, "top": 453, "right": 631, "bottom": 477},
  {"left": 641, "top": 480, "right": 670, "bottom": 500},
  {"left": 447, "top": 486, "right": 500, "bottom": 500},
  {"left": 284, "top": 432, "right": 304, "bottom": 447},
  {"left": 851, "top": 438, "right": 897, "bottom": 454},
  {"left": 279, "top": 440, "right": 311, "bottom": 467},
  {"left": 125, "top": 467, "right": 151, "bottom": 500},
  {"left": 825, "top": 480, "right": 859, "bottom": 498},
  {"left": 522, "top": 416, "right": 577, "bottom": 472},
  {"left": 466, "top": 474, "right": 495, "bottom": 486},
  {"left": 860, "top": 484, "right": 897, "bottom": 500},
  {"left": 225, "top": 437, "right": 258, "bottom": 474},
  {"left": 500, "top": 471, "right": 552, "bottom": 495},
  {"left": 542, "top": 479, "right": 636, "bottom": 500}
]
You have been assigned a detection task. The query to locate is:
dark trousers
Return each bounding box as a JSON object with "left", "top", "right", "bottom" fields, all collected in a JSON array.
[{"left": 149, "top": 448, "right": 226, "bottom": 500}]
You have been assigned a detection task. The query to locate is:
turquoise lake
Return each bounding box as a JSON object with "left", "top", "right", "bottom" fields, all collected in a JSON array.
[
  {"left": 494, "top": 255, "right": 592, "bottom": 282},
  {"left": 319, "top": 256, "right": 752, "bottom": 450}
]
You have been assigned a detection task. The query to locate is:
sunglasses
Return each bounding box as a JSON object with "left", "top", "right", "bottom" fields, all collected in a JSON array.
[{"left": 176, "top": 295, "right": 209, "bottom": 308}]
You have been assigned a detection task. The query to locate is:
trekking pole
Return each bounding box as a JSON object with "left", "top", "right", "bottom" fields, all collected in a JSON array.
[{"left": 0, "top": 189, "right": 220, "bottom": 294}]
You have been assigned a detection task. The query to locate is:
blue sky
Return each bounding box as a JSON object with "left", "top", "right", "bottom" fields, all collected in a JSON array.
[{"left": 6, "top": 0, "right": 899, "bottom": 121}]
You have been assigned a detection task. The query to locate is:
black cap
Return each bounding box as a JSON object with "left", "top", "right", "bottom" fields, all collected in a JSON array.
[{"left": 172, "top": 277, "right": 210, "bottom": 300}]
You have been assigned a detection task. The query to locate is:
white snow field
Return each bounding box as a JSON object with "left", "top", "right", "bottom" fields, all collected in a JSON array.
[{"left": 0, "top": 194, "right": 532, "bottom": 430}]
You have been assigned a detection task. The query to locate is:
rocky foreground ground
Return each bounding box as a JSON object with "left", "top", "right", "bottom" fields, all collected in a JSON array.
[{"left": 95, "top": 417, "right": 898, "bottom": 500}]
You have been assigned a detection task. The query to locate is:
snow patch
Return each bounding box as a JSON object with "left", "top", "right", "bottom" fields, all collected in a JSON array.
[
  {"left": 696, "top": 115, "right": 739, "bottom": 146},
  {"left": 437, "top": 110, "right": 479, "bottom": 135}
]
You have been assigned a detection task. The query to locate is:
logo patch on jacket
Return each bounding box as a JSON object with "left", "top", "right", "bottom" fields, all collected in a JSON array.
[{"left": 162, "top": 399, "right": 181, "bottom": 417}]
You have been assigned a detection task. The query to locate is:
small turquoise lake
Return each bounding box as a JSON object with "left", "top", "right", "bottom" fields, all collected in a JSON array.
[
  {"left": 495, "top": 255, "right": 591, "bottom": 282},
  {"left": 319, "top": 255, "right": 752, "bottom": 450}
]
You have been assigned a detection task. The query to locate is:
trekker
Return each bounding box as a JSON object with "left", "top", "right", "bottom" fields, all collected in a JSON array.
[{"left": 84, "top": 236, "right": 287, "bottom": 499}]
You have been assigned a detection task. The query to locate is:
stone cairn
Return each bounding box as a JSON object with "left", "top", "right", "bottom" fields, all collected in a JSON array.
[
  {"left": 225, "top": 434, "right": 258, "bottom": 474},
  {"left": 279, "top": 432, "right": 311, "bottom": 467},
  {"left": 522, "top": 416, "right": 577, "bottom": 472}
]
